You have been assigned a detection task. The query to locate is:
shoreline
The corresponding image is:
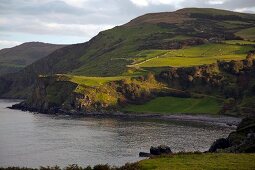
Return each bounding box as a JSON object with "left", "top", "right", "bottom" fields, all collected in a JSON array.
[
  {"left": 80, "top": 111, "right": 242, "bottom": 127},
  {"left": 5, "top": 99, "right": 241, "bottom": 127}
]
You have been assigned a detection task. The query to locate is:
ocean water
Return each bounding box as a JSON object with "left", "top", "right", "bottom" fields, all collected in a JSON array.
[{"left": 0, "top": 99, "right": 234, "bottom": 168}]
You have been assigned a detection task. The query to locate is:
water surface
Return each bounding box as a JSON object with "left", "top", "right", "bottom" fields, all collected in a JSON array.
[{"left": 0, "top": 100, "right": 234, "bottom": 168}]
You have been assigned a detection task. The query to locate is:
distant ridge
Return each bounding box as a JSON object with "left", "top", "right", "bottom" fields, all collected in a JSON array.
[{"left": 0, "top": 42, "right": 66, "bottom": 75}]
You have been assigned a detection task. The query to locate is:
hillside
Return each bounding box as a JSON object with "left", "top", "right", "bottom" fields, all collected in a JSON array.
[
  {"left": 1, "top": 8, "right": 255, "bottom": 117},
  {"left": 3, "top": 8, "right": 255, "bottom": 78},
  {"left": 0, "top": 42, "right": 65, "bottom": 75}
]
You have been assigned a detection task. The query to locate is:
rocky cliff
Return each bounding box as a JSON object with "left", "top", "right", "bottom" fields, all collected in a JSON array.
[
  {"left": 209, "top": 117, "right": 255, "bottom": 153},
  {"left": 10, "top": 56, "right": 255, "bottom": 116}
]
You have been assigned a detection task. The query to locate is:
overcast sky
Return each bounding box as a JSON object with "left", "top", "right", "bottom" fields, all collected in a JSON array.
[{"left": 0, "top": 0, "right": 255, "bottom": 49}]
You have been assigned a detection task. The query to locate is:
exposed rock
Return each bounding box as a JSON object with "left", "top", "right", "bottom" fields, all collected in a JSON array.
[
  {"left": 139, "top": 38, "right": 207, "bottom": 50},
  {"left": 150, "top": 145, "right": 172, "bottom": 155},
  {"left": 209, "top": 117, "right": 255, "bottom": 153},
  {"left": 218, "top": 59, "right": 254, "bottom": 75},
  {"left": 159, "top": 63, "right": 221, "bottom": 89},
  {"left": 139, "top": 152, "right": 152, "bottom": 157},
  {"left": 209, "top": 138, "right": 230, "bottom": 152}
]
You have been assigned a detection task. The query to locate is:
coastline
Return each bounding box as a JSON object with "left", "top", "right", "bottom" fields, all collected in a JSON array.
[
  {"left": 5, "top": 99, "right": 241, "bottom": 127},
  {"left": 81, "top": 111, "right": 242, "bottom": 127}
]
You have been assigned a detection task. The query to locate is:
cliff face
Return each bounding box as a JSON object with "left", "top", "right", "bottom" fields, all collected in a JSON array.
[
  {"left": 11, "top": 74, "right": 166, "bottom": 114},
  {"left": 159, "top": 63, "right": 221, "bottom": 90},
  {"left": 159, "top": 56, "right": 255, "bottom": 91},
  {"left": 12, "top": 76, "right": 77, "bottom": 114},
  {"left": 158, "top": 57, "right": 255, "bottom": 116}
]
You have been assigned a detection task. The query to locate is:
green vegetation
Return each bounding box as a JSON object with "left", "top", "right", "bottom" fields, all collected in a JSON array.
[
  {"left": 71, "top": 23, "right": 169, "bottom": 76},
  {"left": 139, "top": 153, "right": 255, "bottom": 170},
  {"left": 135, "top": 43, "right": 253, "bottom": 67},
  {"left": 16, "top": 8, "right": 254, "bottom": 77},
  {"left": 133, "top": 50, "right": 168, "bottom": 64},
  {"left": 123, "top": 96, "right": 222, "bottom": 115},
  {"left": 44, "top": 81, "right": 77, "bottom": 106},
  {"left": 224, "top": 40, "right": 255, "bottom": 45},
  {"left": 66, "top": 75, "right": 126, "bottom": 87},
  {"left": 45, "top": 73, "right": 165, "bottom": 111},
  {"left": 236, "top": 27, "right": 255, "bottom": 40}
]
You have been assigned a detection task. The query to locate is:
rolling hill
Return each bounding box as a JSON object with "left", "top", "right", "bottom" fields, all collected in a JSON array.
[
  {"left": 4, "top": 8, "right": 255, "bottom": 77},
  {"left": 0, "top": 42, "right": 66, "bottom": 75}
]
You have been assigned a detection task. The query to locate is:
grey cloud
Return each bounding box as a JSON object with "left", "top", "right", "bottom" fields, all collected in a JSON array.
[
  {"left": 218, "top": 0, "right": 255, "bottom": 10},
  {"left": 0, "top": 0, "right": 85, "bottom": 15}
]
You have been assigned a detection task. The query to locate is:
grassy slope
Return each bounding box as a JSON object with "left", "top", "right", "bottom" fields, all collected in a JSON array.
[
  {"left": 66, "top": 74, "right": 126, "bottom": 87},
  {"left": 135, "top": 43, "right": 253, "bottom": 67},
  {"left": 139, "top": 153, "right": 255, "bottom": 170},
  {"left": 22, "top": 8, "right": 254, "bottom": 77},
  {"left": 1, "top": 8, "right": 254, "bottom": 78},
  {"left": 236, "top": 27, "right": 255, "bottom": 40},
  {"left": 71, "top": 24, "right": 168, "bottom": 76},
  {"left": 123, "top": 96, "right": 222, "bottom": 115}
]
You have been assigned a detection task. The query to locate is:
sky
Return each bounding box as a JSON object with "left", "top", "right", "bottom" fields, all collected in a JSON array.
[{"left": 0, "top": 0, "right": 255, "bottom": 49}]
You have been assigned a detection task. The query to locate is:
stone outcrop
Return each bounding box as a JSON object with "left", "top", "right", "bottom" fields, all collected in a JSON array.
[
  {"left": 159, "top": 58, "right": 255, "bottom": 91},
  {"left": 159, "top": 63, "right": 223, "bottom": 89},
  {"left": 209, "top": 138, "right": 230, "bottom": 152},
  {"left": 139, "top": 145, "right": 172, "bottom": 157},
  {"left": 218, "top": 57, "right": 254, "bottom": 74},
  {"left": 140, "top": 38, "right": 206, "bottom": 50},
  {"left": 209, "top": 117, "right": 255, "bottom": 153},
  {"left": 150, "top": 145, "right": 172, "bottom": 155},
  {"left": 10, "top": 76, "right": 77, "bottom": 114}
]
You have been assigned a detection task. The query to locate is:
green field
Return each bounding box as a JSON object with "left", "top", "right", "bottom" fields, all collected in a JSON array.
[
  {"left": 235, "top": 27, "right": 255, "bottom": 41},
  {"left": 224, "top": 40, "right": 255, "bottom": 45},
  {"left": 135, "top": 43, "right": 253, "bottom": 68},
  {"left": 65, "top": 75, "right": 126, "bottom": 87},
  {"left": 139, "top": 153, "right": 255, "bottom": 170},
  {"left": 123, "top": 96, "right": 222, "bottom": 115}
]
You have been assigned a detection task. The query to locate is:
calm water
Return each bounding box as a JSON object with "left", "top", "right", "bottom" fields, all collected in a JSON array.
[{"left": 0, "top": 100, "right": 234, "bottom": 168}]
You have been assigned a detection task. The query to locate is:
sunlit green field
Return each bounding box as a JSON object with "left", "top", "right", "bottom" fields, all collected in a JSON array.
[
  {"left": 224, "top": 40, "right": 255, "bottom": 45},
  {"left": 139, "top": 153, "right": 255, "bottom": 170},
  {"left": 65, "top": 75, "right": 126, "bottom": 87},
  {"left": 123, "top": 96, "right": 222, "bottom": 115},
  {"left": 135, "top": 43, "right": 253, "bottom": 68}
]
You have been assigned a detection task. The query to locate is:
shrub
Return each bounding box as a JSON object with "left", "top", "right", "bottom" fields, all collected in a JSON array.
[{"left": 93, "top": 164, "right": 110, "bottom": 170}]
